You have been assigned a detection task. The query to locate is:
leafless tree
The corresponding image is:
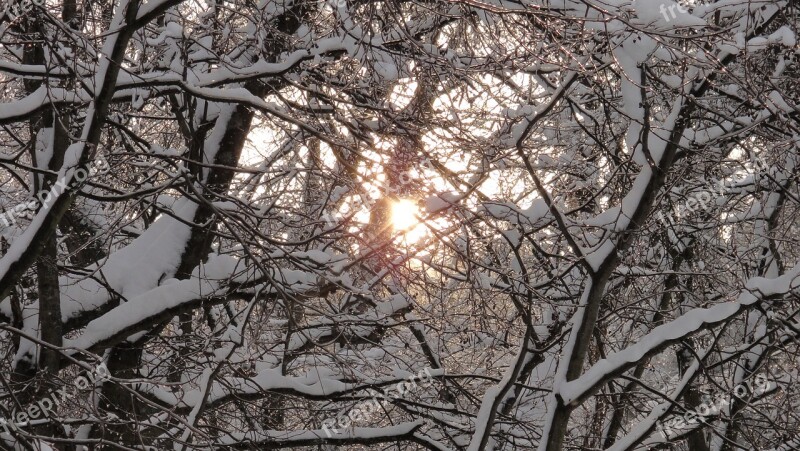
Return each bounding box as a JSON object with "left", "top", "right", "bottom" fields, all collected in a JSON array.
[{"left": 0, "top": 0, "right": 798, "bottom": 449}]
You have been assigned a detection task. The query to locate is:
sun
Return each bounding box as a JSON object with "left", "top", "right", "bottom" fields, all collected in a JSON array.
[
  {"left": 391, "top": 199, "right": 418, "bottom": 231},
  {"left": 390, "top": 199, "right": 427, "bottom": 243},
  {"left": 390, "top": 199, "right": 428, "bottom": 243}
]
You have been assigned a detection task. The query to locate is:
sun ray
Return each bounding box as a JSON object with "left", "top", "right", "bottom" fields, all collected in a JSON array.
[{"left": 391, "top": 199, "right": 418, "bottom": 231}]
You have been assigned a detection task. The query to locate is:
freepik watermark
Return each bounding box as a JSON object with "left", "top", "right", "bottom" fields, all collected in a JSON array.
[
  {"left": 0, "top": 156, "right": 110, "bottom": 229},
  {"left": 659, "top": 0, "right": 692, "bottom": 22},
  {"left": 656, "top": 372, "right": 776, "bottom": 439},
  {"left": 324, "top": 0, "right": 347, "bottom": 9},
  {"left": 655, "top": 156, "right": 769, "bottom": 227},
  {"left": 0, "top": 363, "right": 110, "bottom": 436},
  {"left": 321, "top": 367, "right": 438, "bottom": 437}
]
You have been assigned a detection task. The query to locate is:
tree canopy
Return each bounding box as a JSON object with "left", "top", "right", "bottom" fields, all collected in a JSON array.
[{"left": 0, "top": 0, "right": 799, "bottom": 449}]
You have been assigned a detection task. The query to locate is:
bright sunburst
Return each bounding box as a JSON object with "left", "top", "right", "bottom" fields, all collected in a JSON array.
[
  {"left": 391, "top": 199, "right": 418, "bottom": 231},
  {"left": 390, "top": 199, "right": 427, "bottom": 243}
]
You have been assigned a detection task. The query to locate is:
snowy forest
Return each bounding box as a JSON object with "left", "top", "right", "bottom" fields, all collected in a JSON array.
[{"left": 0, "top": 0, "right": 799, "bottom": 449}]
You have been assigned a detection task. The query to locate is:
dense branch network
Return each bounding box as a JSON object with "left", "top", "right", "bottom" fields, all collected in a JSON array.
[{"left": 0, "top": 0, "right": 798, "bottom": 449}]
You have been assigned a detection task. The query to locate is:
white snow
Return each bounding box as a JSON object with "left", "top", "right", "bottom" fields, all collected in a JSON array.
[{"left": 559, "top": 258, "right": 800, "bottom": 404}]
